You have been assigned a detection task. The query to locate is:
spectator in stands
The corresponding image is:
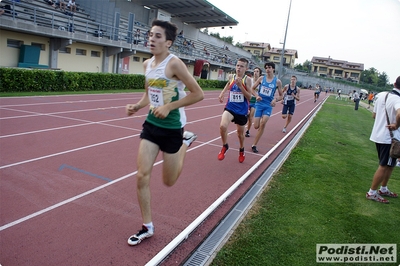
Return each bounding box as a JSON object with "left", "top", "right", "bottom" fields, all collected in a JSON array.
[
  {"left": 178, "top": 30, "right": 184, "bottom": 37},
  {"left": 144, "top": 30, "right": 149, "bottom": 47},
  {"left": 58, "top": 0, "right": 67, "bottom": 11},
  {"left": 67, "top": 0, "right": 76, "bottom": 12},
  {"left": 0, "top": 5, "right": 4, "bottom": 16},
  {"left": 46, "top": 0, "right": 57, "bottom": 8},
  {"left": 134, "top": 29, "right": 141, "bottom": 44},
  {"left": 203, "top": 46, "right": 210, "bottom": 56}
]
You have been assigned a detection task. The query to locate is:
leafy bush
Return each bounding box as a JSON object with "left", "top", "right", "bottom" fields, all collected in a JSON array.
[
  {"left": 0, "top": 68, "right": 226, "bottom": 92},
  {"left": 0, "top": 68, "right": 145, "bottom": 92}
]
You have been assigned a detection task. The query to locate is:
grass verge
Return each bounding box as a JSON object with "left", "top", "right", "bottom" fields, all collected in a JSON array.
[{"left": 211, "top": 96, "right": 400, "bottom": 266}]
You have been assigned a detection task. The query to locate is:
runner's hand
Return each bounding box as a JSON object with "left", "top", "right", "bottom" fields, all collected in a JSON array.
[{"left": 126, "top": 104, "right": 140, "bottom": 116}]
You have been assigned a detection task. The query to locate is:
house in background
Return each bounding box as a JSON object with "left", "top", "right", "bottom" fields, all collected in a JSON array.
[
  {"left": 311, "top": 56, "right": 364, "bottom": 83},
  {"left": 264, "top": 47, "right": 298, "bottom": 69},
  {"left": 241, "top": 41, "right": 270, "bottom": 63}
]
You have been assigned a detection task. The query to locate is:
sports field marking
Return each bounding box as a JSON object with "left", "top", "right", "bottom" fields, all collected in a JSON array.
[
  {"left": 58, "top": 164, "right": 113, "bottom": 182},
  {"left": 0, "top": 135, "right": 137, "bottom": 170}
]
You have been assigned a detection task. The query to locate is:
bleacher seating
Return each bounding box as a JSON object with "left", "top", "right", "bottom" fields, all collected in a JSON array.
[{"left": 0, "top": 0, "right": 259, "bottom": 72}]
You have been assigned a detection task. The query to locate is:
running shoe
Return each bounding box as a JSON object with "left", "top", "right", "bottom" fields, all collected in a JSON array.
[
  {"left": 365, "top": 192, "right": 389, "bottom": 204},
  {"left": 251, "top": 145, "right": 258, "bottom": 153},
  {"left": 245, "top": 131, "right": 250, "bottom": 137},
  {"left": 282, "top": 127, "right": 286, "bottom": 133},
  {"left": 239, "top": 148, "right": 245, "bottom": 163},
  {"left": 183, "top": 131, "right": 197, "bottom": 147},
  {"left": 127, "top": 225, "right": 154, "bottom": 246},
  {"left": 218, "top": 144, "right": 229, "bottom": 160},
  {"left": 378, "top": 189, "right": 398, "bottom": 198}
]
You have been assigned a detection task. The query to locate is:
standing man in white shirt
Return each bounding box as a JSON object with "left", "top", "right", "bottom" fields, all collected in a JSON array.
[{"left": 366, "top": 76, "right": 400, "bottom": 203}]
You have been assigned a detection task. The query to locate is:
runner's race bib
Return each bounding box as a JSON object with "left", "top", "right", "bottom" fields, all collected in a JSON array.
[
  {"left": 149, "top": 87, "right": 164, "bottom": 107},
  {"left": 286, "top": 95, "right": 294, "bottom": 100},
  {"left": 260, "top": 85, "right": 272, "bottom": 97},
  {"left": 230, "top": 91, "right": 244, "bottom": 102}
]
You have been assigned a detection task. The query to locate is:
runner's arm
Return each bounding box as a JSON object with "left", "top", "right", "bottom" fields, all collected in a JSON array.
[
  {"left": 126, "top": 60, "right": 151, "bottom": 116},
  {"left": 219, "top": 74, "right": 233, "bottom": 103}
]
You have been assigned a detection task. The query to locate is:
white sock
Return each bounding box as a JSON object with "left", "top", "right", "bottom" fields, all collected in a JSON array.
[
  {"left": 380, "top": 186, "right": 388, "bottom": 192},
  {"left": 368, "top": 189, "right": 376, "bottom": 195},
  {"left": 144, "top": 222, "right": 154, "bottom": 232}
]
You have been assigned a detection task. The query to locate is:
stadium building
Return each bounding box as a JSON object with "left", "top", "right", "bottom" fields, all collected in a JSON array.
[{"left": 0, "top": 0, "right": 263, "bottom": 81}]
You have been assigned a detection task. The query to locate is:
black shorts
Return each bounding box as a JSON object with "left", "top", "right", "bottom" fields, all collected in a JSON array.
[
  {"left": 282, "top": 104, "right": 295, "bottom": 115},
  {"left": 225, "top": 108, "right": 248, "bottom": 126},
  {"left": 375, "top": 143, "right": 397, "bottom": 167},
  {"left": 140, "top": 121, "right": 183, "bottom": 153}
]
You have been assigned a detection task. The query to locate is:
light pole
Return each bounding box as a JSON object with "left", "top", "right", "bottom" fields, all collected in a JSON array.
[{"left": 278, "top": 0, "right": 292, "bottom": 79}]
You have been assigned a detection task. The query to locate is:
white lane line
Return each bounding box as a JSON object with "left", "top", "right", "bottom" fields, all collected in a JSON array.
[
  {"left": 0, "top": 135, "right": 137, "bottom": 170},
  {"left": 0, "top": 131, "right": 228, "bottom": 231}
]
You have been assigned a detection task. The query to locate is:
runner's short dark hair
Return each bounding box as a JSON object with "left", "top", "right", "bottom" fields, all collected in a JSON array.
[
  {"left": 264, "top": 62, "right": 275, "bottom": 69},
  {"left": 151, "top": 20, "right": 178, "bottom": 44}
]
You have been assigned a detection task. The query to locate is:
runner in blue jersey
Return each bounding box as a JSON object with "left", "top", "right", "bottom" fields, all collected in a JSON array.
[
  {"left": 250, "top": 62, "right": 283, "bottom": 153},
  {"left": 281, "top": 75, "right": 300, "bottom": 133},
  {"left": 218, "top": 58, "right": 253, "bottom": 163}
]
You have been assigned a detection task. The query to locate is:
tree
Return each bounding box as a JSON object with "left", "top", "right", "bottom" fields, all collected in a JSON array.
[
  {"left": 209, "top": 32, "right": 234, "bottom": 45},
  {"left": 377, "top": 72, "right": 389, "bottom": 87},
  {"left": 360, "top": 68, "right": 379, "bottom": 85},
  {"left": 235, "top": 42, "right": 243, "bottom": 48},
  {"left": 294, "top": 60, "right": 312, "bottom": 73}
]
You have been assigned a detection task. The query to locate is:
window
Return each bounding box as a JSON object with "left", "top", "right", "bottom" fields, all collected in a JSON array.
[
  {"left": 350, "top": 73, "right": 359, "bottom": 78},
  {"left": 142, "top": 58, "right": 149, "bottom": 62},
  {"left": 59, "top": 47, "right": 71, "bottom": 54},
  {"left": 133, "top": 56, "right": 140, "bottom": 62},
  {"left": 76, "top": 49, "right": 87, "bottom": 56},
  {"left": 319, "top": 67, "right": 327, "bottom": 72},
  {"left": 334, "top": 69, "right": 343, "bottom": 75},
  {"left": 91, "top": 50, "right": 101, "bottom": 57},
  {"left": 7, "top": 39, "right": 23, "bottom": 48},
  {"left": 273, "top": 56, "right": 280, "bottom": 61},
  {"left": 31, "top": 42, "right": 45, "bottom": 51}
]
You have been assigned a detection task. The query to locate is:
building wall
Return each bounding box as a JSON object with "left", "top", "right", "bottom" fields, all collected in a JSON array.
[
  {"left": 0, "top": 30, "right": 50, "bottom": 67},
  {"left": 58, "top": 42, "right": 103, "bottom": 72}
]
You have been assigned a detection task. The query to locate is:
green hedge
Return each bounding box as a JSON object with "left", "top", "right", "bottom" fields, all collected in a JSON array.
[
  {"left": 0, "top": 68, "right": 145, "bottom": 92},
  {"left": 0, "top": 68, "right": 226, "bottom": 92}
]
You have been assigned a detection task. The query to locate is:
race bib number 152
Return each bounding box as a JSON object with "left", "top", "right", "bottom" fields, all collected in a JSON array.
[{"left": 149, "top": 87, "right": 164, "bottom": 107}]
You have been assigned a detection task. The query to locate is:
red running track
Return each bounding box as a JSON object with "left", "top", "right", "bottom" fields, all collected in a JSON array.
[{"left": 0, "top": 90, "right": 326, "bottom": 265}]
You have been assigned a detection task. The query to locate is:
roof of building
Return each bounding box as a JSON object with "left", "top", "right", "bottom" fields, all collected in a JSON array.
[
  {"left": 265, "top": 48, "right": 298, "bottom": 58},
  {"left": 242, "top": 41, "right": 271, "bottom": 50},
  {"left": 311, "top": 56, "right": 364, "bottom": 71},
  {"left": 130, "top": 0, "right": 238, "bottom": 28}
]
